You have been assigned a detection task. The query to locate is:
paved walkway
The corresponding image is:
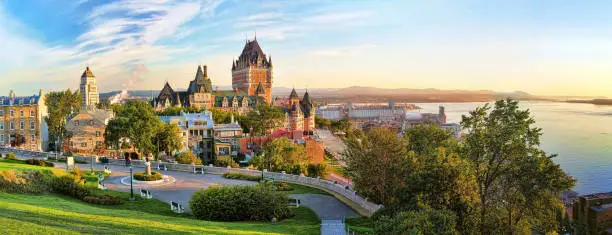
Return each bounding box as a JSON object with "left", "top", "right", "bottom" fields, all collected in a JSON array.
[
  {"left": 289, "top": 194, "right": 360, "bottom": 220},
  {"left": 55, "top": 163, "right": 359, "bottom": 220},
  {"left": 321, "top": 219, "right": 346, "bottom": 235}
]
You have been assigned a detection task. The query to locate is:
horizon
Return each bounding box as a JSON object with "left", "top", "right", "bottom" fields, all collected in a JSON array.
[{"left": 1, "top": 1, "right": 612, "bottom": 97}]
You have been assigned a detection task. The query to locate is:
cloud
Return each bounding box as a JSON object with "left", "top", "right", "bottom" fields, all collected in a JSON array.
[{"left": 304, "top": 11, "right": 373, "bottom": 23}]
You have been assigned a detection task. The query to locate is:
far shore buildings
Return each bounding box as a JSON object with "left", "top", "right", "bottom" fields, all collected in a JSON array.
[{"left": 0, "top": 90, "right": 48, "bottom": 151}]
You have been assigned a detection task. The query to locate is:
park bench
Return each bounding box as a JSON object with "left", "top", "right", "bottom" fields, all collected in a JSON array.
[
  {"left": 194, "top": 166, "right": 206, "bottom": 174},
  {"left": 103, "top": 165, "right": 112, "bottom": 174},
  {"left": 288, "top": 198, "right": 301, "bottom": 207},
  {"left": 140, "top": 189, "right": 152, "bottom": 199},
  {"left": 157, "top": 164, "right": 168, "bottom": 171},
  {"left": 170, "top": 201, "right": 184, "bottom": 213}
]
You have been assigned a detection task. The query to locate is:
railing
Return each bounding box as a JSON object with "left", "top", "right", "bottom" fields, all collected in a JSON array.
[{"left": 0, "top": 147, "right": 383, "bottom": 215}]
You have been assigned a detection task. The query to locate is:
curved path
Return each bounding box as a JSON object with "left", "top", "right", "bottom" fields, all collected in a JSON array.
[{"left": 55, "top": 163, "right": 359, "bottom": 220}]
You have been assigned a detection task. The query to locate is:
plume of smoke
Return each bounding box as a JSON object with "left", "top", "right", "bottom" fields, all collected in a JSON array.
[{"left": 109, "top": 64, "right": 149, "bottom": 104}]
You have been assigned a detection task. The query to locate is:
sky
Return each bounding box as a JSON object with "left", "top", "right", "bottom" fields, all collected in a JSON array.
[{"left": 1, "top": 0, "right": 611, "bottom": 98}]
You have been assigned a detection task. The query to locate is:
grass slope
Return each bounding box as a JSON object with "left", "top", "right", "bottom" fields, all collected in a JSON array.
[{"left": 0, "top": 160, "right": 320, "bottom": 234}]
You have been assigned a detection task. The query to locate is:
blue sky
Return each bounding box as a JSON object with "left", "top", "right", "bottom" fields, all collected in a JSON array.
[{"left": 1, "top": 0, "right": 611, "bottom": 97}]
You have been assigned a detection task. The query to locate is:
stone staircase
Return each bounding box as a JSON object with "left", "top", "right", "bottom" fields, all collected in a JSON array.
[{"left": 321, "top": 219, "right": 346, "bottom": 235}]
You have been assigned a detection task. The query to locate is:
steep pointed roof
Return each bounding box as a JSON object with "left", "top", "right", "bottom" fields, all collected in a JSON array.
[
  {"left": 81, "top": 66, "right": 95, "bottom": 78},
  {"left": 255, "top": 82, "right": 264, "bottom": 95},
  {"left": 289, "top": 88, "right": 298, "bottom": 99},
  {"left": 160, "top": 82, "right": 174, "bottom": 95},
  {"left": 239, "top": 39, "right": 265, "bottom": 60},
  {"left": 189, "top": 65, "right": 212, "bottom": 93},
  {"left": 302, "top": 90, "right": 312, "bottom": 105}
]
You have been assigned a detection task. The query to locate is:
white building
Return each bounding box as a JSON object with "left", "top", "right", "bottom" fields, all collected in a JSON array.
[{"left": 80, "top": 66, "right": 100, "bottom": 110}]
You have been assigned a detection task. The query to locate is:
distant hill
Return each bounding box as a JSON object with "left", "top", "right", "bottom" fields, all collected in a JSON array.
[{"left": 101, "top": 86, "right": 603, "bottom": 104}]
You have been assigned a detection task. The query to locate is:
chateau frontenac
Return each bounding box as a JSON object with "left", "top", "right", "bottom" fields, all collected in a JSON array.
[{"left": 151, "top": 37, "right": 315, "bottom": 134}]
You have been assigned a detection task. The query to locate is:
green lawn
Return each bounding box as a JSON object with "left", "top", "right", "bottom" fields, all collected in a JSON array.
[
  {"left": 280, "top": 183, "right": 331, "bottom": 196},
  {"left": 0, "top": 160, "right": 321, "bottom": 234},
  {"left": 0, "top": 159, "right": 60, "bottom": 172}
]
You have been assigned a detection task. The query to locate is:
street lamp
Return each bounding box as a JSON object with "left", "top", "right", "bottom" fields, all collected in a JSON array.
[{"left": 129, "top": 163, "right": 135, "bottom": 201}]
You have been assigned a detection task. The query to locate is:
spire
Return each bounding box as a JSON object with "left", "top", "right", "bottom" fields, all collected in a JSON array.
[
  {"left": 268, "top": 55, "right": 273, "bottom": 67},
  {"left": 302, "top": 89, "right": 311, "bottom": 104},
  {"left": 195, "top": 65, "right": 204, "bottom": 81},
  {"left": 290, "top": 88, "right": 298, "bottom": 99},
  {"left": 81, "top": 66, "right": 95, "bottom": 78}
]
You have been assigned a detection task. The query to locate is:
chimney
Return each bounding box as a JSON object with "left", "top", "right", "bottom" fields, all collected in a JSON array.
[{"left": 215, "top": 86, "right": 218, "bottom": 93}]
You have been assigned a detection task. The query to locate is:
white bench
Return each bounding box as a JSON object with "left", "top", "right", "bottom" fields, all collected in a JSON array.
[
  {"left": 170, "top": 201, "right": 184, "bottom": 213},
  {"left": 98, "top": 183, "right": 107, "bottom": 190},
  {"left": 194, "top": 167, "right": 206, "bottom": 174},
  {"left": 140, "top": 189, "right": 152, "bottom": 199},
  {"left": 157, "top": 164, "right": 168, "bottom": 171}
]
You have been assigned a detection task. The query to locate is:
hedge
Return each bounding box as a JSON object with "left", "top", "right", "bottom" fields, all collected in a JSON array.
[
  {"left": 5, "top": 152, "right": 18, "bottom": 160},
  {"left": 222, "top": 172, "right": 261, "bottom": 181},
  {"left": 133, "top": 172, "right": 163, "bottom": 181},
  {"left": 83, "top": 195, "right": 121, "bottom": 205},
  {"left": 190, "top": 184, "right": 293, "bottom": 222},
  {"left": 25, "top": 159, "right": 54, "bottom": 167}
]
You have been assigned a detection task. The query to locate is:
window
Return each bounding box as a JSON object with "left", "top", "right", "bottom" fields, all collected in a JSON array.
[
  {"left": 30, "top": 110, "right": 35, "bottom": 117},
  {"left": 20, "top": 110, "right": 24, "bottom": 117},
  {"left": 19, "top": 121, "right": 24, "bottom": 130},
  {"left": 31, "top": 134, "right": 35, "bottom": 142},
  {"left": 95, "top": 131, "right": 101, "bottom": 137},
  {"left": 0, "top": 134, "right": 4, "bottom": 144},
  {"left": 96, "top": 141, "right": 102, "bottom": 147},
  {"left": 30, "top": 121, "right": 35, "bottom": 130},
  {"left": 75, "top": 120, "right": 79, "bottom": 126},
  {"left": 0, "top": 122, "right": 3, "bottom": 130},
  {"left": 0, "top": 110, "right": 3, "bottom": 117},
  {"left": 10, "top": 121, "right": 14, "bottom": 130},
  {"left": 90, "top": 120, "right": 94, "bottom": 126},
  {"left": 81, "top": 143, "right": 87, "bottom": 147},
  {"left": 10, "top": 110, "right": 14, "bottom": 117}
]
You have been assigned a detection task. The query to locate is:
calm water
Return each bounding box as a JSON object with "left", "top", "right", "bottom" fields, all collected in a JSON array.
[{"left": 413, "top": 101, "right": 612, "bottom": 195}]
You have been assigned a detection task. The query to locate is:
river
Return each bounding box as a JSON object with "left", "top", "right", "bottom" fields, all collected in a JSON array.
[{"left": 413, "top": 101, "right": 612, "bottom": 195}]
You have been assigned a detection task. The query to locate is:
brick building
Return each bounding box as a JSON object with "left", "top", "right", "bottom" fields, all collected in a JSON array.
[
  {"left": 0, "top": 90, "right": 48, "bottom": 151},
  {"left": 573, "top": 192, "right": 612, "bottom": 234},
  {"left": 65, "top": 109, "right": 113, "bottom": 155}
]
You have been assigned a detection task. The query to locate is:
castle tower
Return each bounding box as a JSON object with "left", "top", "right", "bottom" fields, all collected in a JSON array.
[
  {"left": 80, "top": 66, "right": 99, "bottom": 110},
  {"left": 232, "top": 37, "right": 273, "bottom": 103},
  {"left": 289, "top": 88, "right": 299, "bottom": 107}
]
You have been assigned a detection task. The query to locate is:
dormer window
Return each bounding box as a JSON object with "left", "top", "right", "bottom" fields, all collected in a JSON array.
[
  {"left": 75, "top": 121, "right": 79, "bottom": 126},
  {"left": 30, "top": 98, "right": 35, "bottom": 104}
]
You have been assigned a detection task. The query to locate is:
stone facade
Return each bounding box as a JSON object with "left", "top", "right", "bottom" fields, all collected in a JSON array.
[
  {"left": 159, "top": 111, "right": 215, "bottom": 162},
  {"left": 65, "top": 109, "right": 113, "bottom": 155},
  {"left": 80, "top": 66, "right": 99, "bottom": 110},
  {"left": 0, "top": 90, "right": 48, "bottom": 151}
]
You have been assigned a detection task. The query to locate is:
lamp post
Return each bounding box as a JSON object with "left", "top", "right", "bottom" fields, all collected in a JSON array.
[{"left": 129, "top": 163, "right": 134, "bottom": 201}]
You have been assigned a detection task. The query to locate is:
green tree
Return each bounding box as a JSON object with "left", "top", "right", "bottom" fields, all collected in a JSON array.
[
  {"left": 405, "top": 123, "right": 456, "bottom": 156},
  {"left": 44, "top": 89, "right": 81, "bottom": 151},
  {"left": 460, "top": 99, "right": 575, "bottom": 233},
  {"left": 105, "top": 101, "right": 163, "bottom": 175},
  {"left": 343, "top": 127, "right": 412, "bottom": 205},
  {"left": 375, "top": 208, "right": 458, "bottom": 235},
  {"left": 250, "top": 137, "right": 308, "bottom": 173},
  {"left": 315, "top": 116, "right": 332, "bottom": 129},
  {"left": 243, "top": 104, "right": 285, "bottom": 135},
  {"left": 153, "top": 123, "right": 183, "bottom": 158}
]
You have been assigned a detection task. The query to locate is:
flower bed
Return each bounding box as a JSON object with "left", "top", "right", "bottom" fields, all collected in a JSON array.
[{"left": 133, "top": 172, "right": 163, "bottom": 181}]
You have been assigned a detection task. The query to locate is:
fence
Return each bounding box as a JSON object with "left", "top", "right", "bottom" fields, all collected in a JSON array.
[{"left": 0, "top": 147, "right": 382, "bottom": 215}]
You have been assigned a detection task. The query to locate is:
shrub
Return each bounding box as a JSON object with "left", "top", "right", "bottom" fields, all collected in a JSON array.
[
  {"left": 25, "top": 159, "right": 54, "bottom": 167},
  {"left": 190, "top": 184, "right": 293, "bottom": 222},
  {"left": 273, "top": 182, "right": 293, "bottom": 191},
  {"left": 307, "top": 163, "right": 329, "bottom": 178},
  {"left": 133, "top": 171, "right": 163, "bottom": 181},
  {"left": 83, "top": 195, "right": 121, "bottom": 205},
  {"left": 5, "top": 152, "right": 18, "bottom": 160},
  {"left": 222, "top": 172, "right": 261, "bottom": 181},
  {"left": 0, "top": 170, "right": 52, "bottom": 194},
  {"left": 215, "top": 155, "right": 239, "bottom": 168},
  {"left": 50, "top": 175, "right": 91, "bottom": 200},
  {"left": 71, "top": 166, "right": 84, "bottom": 178},
  {"left": 175, "top": 151, "right": 202, "bottom": 165},
  {"left": 375, "top": 208, "right": 458, "bottom": 235}
]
